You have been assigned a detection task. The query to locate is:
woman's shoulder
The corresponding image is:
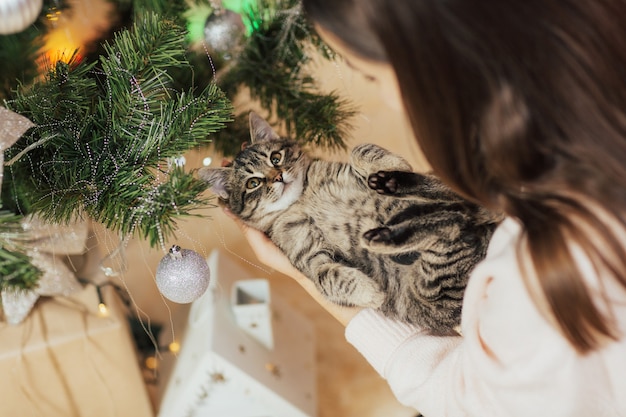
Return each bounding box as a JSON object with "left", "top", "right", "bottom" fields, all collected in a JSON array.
[
  {"left": 463, "top": 215, "right": 626, "bottom": 368},
  {"left": 462, "top": 216, "right": 626, "bottom": 415},
  {"left": 461, "top": 218, "right": 565, "bottom": 363}
]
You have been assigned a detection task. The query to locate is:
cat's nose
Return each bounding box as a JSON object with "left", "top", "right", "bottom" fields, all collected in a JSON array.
[{"left": 273, "top": 171, "right": 283, "bottom": 182}]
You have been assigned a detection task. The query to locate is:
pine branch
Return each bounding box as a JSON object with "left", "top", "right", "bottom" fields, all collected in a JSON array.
[
  {"left": 0, "top": 211, "right": 41, "bottom": 291},
  {"left": 211, "top": 0, "right": 355, "bottom": 155},
  {"left": 106, "top": 0, "right": 355, "bottom": 156},
  {"left": 99, "top": 166, "right": 215, "bottom": 247},
  {"left": 0, "top": 248, "right": 42, "bottom": 291},
  {"left": 4, "top": 13, "right": 232, "bottom": 248}
]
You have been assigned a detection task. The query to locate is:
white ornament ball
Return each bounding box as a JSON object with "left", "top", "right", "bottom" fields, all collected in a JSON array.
[
  {"left": 0, "top": 0, "right": 43, "bottom": 35},
  {"left": 156, "top": 246, "right": 211, "bottom": 304},
  {"left": 204, "top": 9, "right": 245, "bottom": 60}
]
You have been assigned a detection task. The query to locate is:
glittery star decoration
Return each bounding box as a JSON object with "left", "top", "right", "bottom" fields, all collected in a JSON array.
[
  {"left": 1, "top": 251, "right": 81, "bottom": 324},
  {"left": 1, "top": 216, "right": 88, "bottom": 325},
  {"left": 0, "top": 106, "right": 34, "bottom": 200}
]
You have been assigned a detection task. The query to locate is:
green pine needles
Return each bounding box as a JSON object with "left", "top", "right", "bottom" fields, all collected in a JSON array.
[
  {"left": 0, "top": 0, "right": 356, "bottom": 294},
  {"left": 4, "top": 13, "right": 233, "bottom": 248},
  {"left": 0, "top": 211, "right": 41, "bottom": 291},
  {"left": 212, "top": 0, "right": 356, "bottom": 155}
]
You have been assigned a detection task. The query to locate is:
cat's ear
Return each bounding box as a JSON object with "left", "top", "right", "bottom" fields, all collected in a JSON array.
[
  {"left": 198, "top": 167, "right": 231, "bottom": 199},
  {"left": 249, "top": 111, "right": 280, "bottom": 143}
]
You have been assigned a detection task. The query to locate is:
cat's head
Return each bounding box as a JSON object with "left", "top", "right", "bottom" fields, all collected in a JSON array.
[{"left": 199, "top": 112, "right": 309, "bottom": 229}]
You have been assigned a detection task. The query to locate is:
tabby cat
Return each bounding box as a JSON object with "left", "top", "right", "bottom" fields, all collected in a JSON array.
[{"left": 200, "top": 113, "right": 501, "bottom": 334}]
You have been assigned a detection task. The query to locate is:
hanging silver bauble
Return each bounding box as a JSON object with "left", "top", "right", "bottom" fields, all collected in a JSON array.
[
  {"left": 0, "top": 0, "right": 43, "bottom": 35},
  {"left": 156, "top": 245, "right": 211, "bottom": 304},
  {"left": 204, "top": 9, "right": 245, "bottom": 60}
]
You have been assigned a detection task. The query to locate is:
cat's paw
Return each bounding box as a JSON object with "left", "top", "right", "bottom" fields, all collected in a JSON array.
[
  {"left": 363, "top": 226, "right": 393, "bottom": 244},
  {"left": 361, "top": 227, "right": 405, "bottom": 255},
  {"left": 352, "top": 281, "right": 386, "bottom": 308},
  {"left": 368, "top": 171, "right": 399, "bottom": 195},
  {"left": 360, "top": 226, "right": 415, "bottom": 255}
]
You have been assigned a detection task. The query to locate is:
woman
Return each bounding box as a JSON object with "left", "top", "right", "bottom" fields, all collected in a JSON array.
[{"left": 233, "top": 0, "right": 626, "bottom": 415}]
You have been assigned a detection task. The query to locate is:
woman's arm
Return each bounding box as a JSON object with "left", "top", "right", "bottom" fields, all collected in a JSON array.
[{"left": 228, "top": 209, "right": 363, "bottom": 326}]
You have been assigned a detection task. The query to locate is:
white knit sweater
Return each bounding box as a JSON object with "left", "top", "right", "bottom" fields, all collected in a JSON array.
[{"left": 345, "top": 218, "right": 626, "bottom": 417}]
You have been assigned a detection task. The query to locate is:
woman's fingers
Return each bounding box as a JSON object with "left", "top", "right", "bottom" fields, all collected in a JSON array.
[{"left": 224, "top": 207, "right": 306, "bottom": 279}]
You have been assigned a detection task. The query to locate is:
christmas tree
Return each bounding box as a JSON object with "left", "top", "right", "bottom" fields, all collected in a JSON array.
[{"left": 0, "top": 0, "right": 353, "bottom": 319}]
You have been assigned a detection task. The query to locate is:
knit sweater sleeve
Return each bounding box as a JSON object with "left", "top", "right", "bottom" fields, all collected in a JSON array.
[
  {"left": 345, "top": 219, "right": 626, "bottom": 417},
  {"left": 345, "top": 309, "right": 467, "bottom": 415}
]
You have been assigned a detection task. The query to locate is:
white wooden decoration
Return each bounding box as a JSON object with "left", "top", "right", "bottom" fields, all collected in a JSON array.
[
  {"left": 158, "top": 249, "right": 317, "bottom": 417},
  {"left": 231, "top": 279, "right": 275, "bottom": 350}
]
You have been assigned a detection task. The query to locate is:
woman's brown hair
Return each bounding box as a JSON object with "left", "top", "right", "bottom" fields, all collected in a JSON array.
[{"left": 303, "top": 0, "right": 626, "bottom": 352}]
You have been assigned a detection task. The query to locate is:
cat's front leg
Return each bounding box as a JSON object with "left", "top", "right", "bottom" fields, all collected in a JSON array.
[
  {"left": 360, "top": 212, "right": 465, "bottom": 255},
  {"left": 349, "top": 143, "right": 413, "bottom": 180},
  {"left": 368, "top": 170, "right": 465, "bottom": 202}
]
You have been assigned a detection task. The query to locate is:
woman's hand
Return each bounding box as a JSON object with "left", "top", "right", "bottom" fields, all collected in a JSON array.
[
  {"left": 234, "top": 212, "right": 309, "bottom": 281},
  {"left": 224, "top": 207, "right": 363, "bottom": 326}
]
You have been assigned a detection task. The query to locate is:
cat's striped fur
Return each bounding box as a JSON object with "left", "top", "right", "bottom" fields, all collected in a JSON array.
[{"left": 200, "top": 113, "right": 501, "bottom": 334}]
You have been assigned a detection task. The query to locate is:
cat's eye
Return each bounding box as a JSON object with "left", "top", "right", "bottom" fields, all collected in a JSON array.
[
  {"left": 270, "top": 151, "right": 283, "bottom": 166},
  {"left": 246, "top": 177, "right": 263, "bottom": 190}
]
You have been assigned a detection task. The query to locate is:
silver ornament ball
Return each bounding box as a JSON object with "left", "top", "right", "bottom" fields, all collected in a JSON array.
[
  {"left": 204, "top": 9, "right": 245, "bottom": 59},
  {"left": 0, "top": 0, "right": 43, "bottom": 35},
  {"left": 156, "top": 246, "right": 211, "bottom": 304}
]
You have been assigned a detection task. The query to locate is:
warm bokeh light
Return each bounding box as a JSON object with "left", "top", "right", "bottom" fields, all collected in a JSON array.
[
  {"left": 97, "top": 302, "right": 109, "bottom": 317},
  {"left": 38, "top": 0, "right": 113, "bottom": 71},
  {"left": 144, "top": 356, "right": 158, "bottom": 370},
  {"left": 46, "top": 8, "right": 62, "bottom": 22},
  {"left": 168, "top": 341, "right": 181, "bottom": 354}
]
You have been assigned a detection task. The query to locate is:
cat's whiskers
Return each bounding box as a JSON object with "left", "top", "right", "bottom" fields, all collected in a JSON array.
[{"left": 264, "top": 171, "right": 304, "bottom": 213}]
